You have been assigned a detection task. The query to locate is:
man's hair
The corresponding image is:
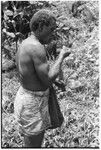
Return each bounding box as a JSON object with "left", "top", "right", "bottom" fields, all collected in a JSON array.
[{"left": 30, "top": 9, "right": 56, "bottom": 32}]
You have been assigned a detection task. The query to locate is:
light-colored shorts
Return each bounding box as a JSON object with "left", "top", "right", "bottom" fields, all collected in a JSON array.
[{"left": 14, "top": 86, "right": 51, "bottom": 136}]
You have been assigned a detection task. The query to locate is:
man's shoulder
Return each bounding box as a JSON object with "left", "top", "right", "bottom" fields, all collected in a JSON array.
[{"left": 21, "top": 38, "right": 45, "bottom": 56}]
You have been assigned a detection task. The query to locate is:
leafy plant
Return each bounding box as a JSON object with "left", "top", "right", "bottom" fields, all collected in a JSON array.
[{"left": 2, "top": 1, "right": 99, "bottom": 148}]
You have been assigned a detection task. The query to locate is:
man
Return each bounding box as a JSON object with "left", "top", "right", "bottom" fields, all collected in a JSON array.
[{"left": 14, "top": 9, "right": 71, "bottom": 148}]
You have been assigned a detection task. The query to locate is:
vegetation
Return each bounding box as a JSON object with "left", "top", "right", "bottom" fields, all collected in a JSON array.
[{"left": 2, "top": 1, "right": 99, "bottom": 148}]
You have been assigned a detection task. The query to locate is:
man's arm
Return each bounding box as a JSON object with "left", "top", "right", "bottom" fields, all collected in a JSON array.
[
  {"left": 31, "top": 44, "right": 70, "bottom": 87},
  {"left": 48, "top": 53, "right": 64, "bottom": 82},
  {"left": 31, "top": 44, "right": 50, "bottom": 88},
  {"left": 49, "top": 46, "right": 71, "bottom": 82}
]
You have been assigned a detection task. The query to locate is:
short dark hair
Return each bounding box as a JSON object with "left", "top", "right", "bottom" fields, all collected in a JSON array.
[{"left": 30, "top": 9, "right": 56, "bottom": 32}]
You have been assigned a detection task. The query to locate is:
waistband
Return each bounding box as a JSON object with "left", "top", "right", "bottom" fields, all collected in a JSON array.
[{"left": 19, "top": 86, "right": 49, "bottom": 97}]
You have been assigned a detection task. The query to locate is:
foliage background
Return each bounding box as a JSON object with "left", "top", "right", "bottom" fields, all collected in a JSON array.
[{"left": 1, "top": 1, "right": 99, "bottom": 148}]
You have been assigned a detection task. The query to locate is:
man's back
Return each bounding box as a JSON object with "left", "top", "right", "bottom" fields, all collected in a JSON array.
[{"left": 16, "top": 36, "right": 49, "bottom": 91}]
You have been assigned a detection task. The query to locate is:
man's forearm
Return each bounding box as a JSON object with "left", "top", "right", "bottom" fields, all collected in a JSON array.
[{"left": 48, "top": 53, "right": 64, "bottom": 82}]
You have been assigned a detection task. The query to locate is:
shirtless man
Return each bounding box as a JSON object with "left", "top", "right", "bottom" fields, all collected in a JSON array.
[{"left": 14, "top": 9, "right": 71, "bottom": 148}]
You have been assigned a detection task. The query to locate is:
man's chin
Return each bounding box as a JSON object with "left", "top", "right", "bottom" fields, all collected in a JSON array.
[
  {"left": 46, "top": 38, "right": 52, "bottom": 44},
  {"left": 39, "top": 37, "right": 52, "bottom": 44},
  {"left": 41, "top": 40, "right": 51, "bottom": 45}
]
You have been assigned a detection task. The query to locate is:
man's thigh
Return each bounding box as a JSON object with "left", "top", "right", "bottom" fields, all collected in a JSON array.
[{"left": 24, "top": 131, "right": 45, "bottom": 148}]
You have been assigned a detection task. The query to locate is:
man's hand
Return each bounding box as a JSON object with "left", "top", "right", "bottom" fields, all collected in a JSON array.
[{"left": 60, "top": 46, "right": 71, "bottom": 58}]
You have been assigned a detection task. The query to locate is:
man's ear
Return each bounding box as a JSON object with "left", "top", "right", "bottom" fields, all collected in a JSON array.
[{"left": 38, "top": 22, "right": 45, "bottom": 32}]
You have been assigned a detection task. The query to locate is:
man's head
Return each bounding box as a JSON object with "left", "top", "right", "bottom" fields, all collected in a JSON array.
[{"left": 30, "top": 9, "right": 57, "bottom": 44}]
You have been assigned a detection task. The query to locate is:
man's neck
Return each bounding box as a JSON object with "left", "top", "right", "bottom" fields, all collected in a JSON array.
[
  {"left": 30, "top": 32, "right": 38, "bottom": 40},
  {"left": 30, "top": 32, "right": 46, "bottom": 45}
]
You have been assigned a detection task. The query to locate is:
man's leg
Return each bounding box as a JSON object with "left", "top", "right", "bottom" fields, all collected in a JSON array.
[{"left": 24, "top": 131, "right": 45, "bottom": 148}]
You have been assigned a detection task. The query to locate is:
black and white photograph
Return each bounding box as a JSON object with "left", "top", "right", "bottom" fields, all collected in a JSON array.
[{"left": 1, "top": 1, "right": 99, "bottom": 148}]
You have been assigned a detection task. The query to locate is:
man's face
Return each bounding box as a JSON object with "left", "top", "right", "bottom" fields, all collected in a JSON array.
[{"left": 39, "top": 20, "right": 57, "bottom": 44}]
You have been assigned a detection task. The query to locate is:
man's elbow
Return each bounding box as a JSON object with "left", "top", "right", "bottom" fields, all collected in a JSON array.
[{"left": 48, "top": 71, "right": 57, "bottom": 83}]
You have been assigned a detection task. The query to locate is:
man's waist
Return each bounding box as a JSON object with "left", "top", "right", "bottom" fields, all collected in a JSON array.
[
  {"left": 19, "top": 84, "right": 49, "bottom": 96},
  {"left": 20, "top": 82, "right": 49, "bottom": 92}
]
